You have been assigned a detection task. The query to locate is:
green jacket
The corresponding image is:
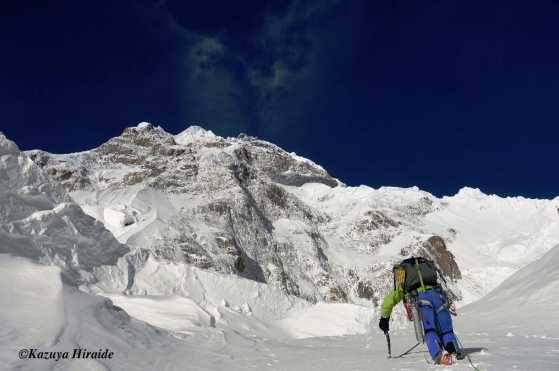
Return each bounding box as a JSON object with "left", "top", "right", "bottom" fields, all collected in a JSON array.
[
  {"left": 380, "top": 284, "right": 434, "bottom": 318},
  {"left": 380, "top": 284, "right": 405, "bottom": 318}
]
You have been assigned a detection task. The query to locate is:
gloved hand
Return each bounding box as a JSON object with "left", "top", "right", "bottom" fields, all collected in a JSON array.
[{"left": 379, "top": 316, "right": 390, "bottom": 333}]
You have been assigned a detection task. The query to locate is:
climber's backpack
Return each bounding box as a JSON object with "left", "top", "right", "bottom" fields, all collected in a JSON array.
[{"left": 393, "top": 257, "right": 439, "bottom": 292}]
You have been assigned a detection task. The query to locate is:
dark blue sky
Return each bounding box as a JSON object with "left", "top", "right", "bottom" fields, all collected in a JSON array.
[{"left": 1, "top": 1, "right": 558, "bottom": 198}]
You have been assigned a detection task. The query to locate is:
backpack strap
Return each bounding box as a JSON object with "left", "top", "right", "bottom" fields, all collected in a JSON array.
[{"left": 414, "top": 258, "right": 427, "bottom": 292}]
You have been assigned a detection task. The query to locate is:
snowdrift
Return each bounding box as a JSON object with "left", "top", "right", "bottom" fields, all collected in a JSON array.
[
  {"left": 463, "top": 243, "right": 559, "bottom": 333},
  {"left": 0, "top": 254, "right": 182, "bottom": 371}
]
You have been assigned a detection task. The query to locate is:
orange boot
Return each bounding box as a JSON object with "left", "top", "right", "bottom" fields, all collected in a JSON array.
[{"left": 435, "top": 351, "right": 453, "bottom": 366}]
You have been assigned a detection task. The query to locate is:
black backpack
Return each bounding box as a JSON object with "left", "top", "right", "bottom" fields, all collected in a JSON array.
[{"left": 393, "top": 257, "right": 439, "bottom": 292}]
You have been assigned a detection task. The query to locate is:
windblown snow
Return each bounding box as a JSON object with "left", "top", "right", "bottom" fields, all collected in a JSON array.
[{"left": 1, "top": 126, "right": 558, "bottom": 371}]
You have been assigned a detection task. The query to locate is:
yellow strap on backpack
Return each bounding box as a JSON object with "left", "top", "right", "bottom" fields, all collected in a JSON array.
[{"left": 394, "top": 266, "right": 406, "bottom": 288}]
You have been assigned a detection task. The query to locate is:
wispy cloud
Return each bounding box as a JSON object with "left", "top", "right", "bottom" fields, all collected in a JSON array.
[{"left": 139, "top": 0, "right": 345, "bottom": 139}]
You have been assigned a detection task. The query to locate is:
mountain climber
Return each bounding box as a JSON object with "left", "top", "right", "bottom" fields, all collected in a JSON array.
[{"left": 378, "top": 256, "right": 459, "bottom": 365}]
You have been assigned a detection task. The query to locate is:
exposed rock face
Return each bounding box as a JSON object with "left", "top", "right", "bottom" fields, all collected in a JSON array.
[
  {"left": 421, "top": 236, "right": 462, "bottom": 280},
  {"left": 26, "top": 124, "right": 343, "bottom": 300}
]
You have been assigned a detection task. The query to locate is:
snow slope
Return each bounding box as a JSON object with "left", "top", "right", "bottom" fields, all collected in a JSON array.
[
  {"left": 0, "top": 254, "right": 246, "bottom": 371},
  {"left": 463, "top": 243, "right": 559, "bottom": 333}
]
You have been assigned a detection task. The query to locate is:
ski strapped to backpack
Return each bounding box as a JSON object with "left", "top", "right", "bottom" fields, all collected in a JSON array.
[{"left": 410, "top": 296, "right": 425, "bottom": 343}]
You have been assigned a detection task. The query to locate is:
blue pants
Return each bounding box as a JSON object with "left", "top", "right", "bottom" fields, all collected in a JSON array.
[{"left": 417, "top": 289, "right": 458, "bottom": 360}]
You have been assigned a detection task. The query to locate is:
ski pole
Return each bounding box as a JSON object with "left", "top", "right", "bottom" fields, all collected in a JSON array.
[
  {"left": 384, "top": 331, "right": 392, "bottom": 358},
  {"left": 455, "top": 334, "right": 482, "bottom": 371}
]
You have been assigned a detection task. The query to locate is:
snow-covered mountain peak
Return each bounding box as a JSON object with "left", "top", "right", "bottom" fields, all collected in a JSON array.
[
  {"left": 451, "top": 186, "right": 489, "bottom": 200},
  {"left": 26, "top": 122, "right": 339, "bottom": 194},
  {"left": 136, "top": 121, "right": 154, "bottom": 130},
  {"left": 175, "top": 125, "right": 217, "bottom": 144},
  {"left": 0, "top": 131, "right": 20, "bottom": 156},
  {"left": 450, "top": 186, "right": 546, "bottom": 202},
  {"left": 134, "top": 121, "right": 169, "bottom": 133},
  {"left": 120, "top": 123, "right": 175, "bottom": 143}
]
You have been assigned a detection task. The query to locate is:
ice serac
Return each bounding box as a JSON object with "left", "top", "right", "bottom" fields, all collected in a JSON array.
[
  {"left": 25, "top": 124, "right": 559, "bottom": 315},
  {"left": 0, "top": 132, "right": 128, "bottom": 274}
]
